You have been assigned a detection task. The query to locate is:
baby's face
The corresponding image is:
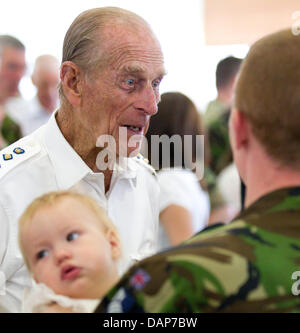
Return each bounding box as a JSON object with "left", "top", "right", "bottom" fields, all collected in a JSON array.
[{"left": 22, "top": 198, "right": 119, "bottom": 299}]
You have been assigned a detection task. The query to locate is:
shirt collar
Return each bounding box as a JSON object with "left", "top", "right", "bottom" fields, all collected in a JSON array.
[
  {"left": 113, "top": 157, "right": 138, "bottom": 187},
  {"left": 44, "top": 112, "right": 138, "bottom": 189}
]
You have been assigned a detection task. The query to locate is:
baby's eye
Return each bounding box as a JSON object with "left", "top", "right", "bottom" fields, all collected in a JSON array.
[
  {"left": 66, "top": 232, "right": 79, "bottom": 242},
  {"left": 36, "top": 249, "right": 49, "bottom": 260}
]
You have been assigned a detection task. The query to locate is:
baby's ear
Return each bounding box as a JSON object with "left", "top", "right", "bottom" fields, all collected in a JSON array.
[{"left": 106, "top": 230, "right": 121, "bottom": 260}]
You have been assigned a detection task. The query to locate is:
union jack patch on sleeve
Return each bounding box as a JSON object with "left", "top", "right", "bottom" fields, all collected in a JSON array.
[{"left": 129, "top": 268, "right": 150, "bottom": 291}]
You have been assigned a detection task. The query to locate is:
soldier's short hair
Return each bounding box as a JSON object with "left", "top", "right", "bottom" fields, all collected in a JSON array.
[
  {"left": 0, "top": 35, "right": 25, "bottom": 56},
  {"left": 216, "top": 56, "right": 242, "bottom": 90},
  {"left": 234, "top": 29, "right": 300, "bottom": 169}
]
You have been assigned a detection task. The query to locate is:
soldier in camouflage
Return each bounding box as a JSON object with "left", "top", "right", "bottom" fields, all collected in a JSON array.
[
  {"left": 97, "top": 187, "right": 300, "bottom": 313},
  {"left": 204, "top": 56, "right": 242, "bottom": 177},
  {"left": 95, "top": 28, "right": 300, "bottom": 313},
  {"left": 207, "top": 107, "right": 232, "bottom": 177},
  {"left": 0, "top": 35, "right": 25, "bottom": 148},
  {"left": 0, "top": 114, "right": 22, "bottom": 148},
  {"left": 204, "top": 57, "right": 242, "bottom": 220}
]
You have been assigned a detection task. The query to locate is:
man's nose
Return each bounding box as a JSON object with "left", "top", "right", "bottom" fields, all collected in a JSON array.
[{"left": 135, "top": 84, "right": 159, "bottom": 116}]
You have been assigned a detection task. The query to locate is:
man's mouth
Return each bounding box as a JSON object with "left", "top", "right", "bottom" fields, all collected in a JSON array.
[
  {"left": 61, "top": 265, "right": 82, "bottom": 281},
  {"left": 122, "top": 125, "right": 143, "bottom": 134}
]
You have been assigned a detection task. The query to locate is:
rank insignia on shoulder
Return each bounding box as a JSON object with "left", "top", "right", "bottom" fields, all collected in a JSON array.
[
  {"left": 3, "top": 154, "right": 13, "bottom": 161},
  {"left": 13, "top": 147, "right": 25, "bottom": 154},
  {"left": 0, "top": 139, "right": 40, "bottom": 180},
  {"left": 135, "top": 153, "right": 156, "bottom": 176},
  {"left": 136, "top": 153, "right": 149, "bottom": 163}
]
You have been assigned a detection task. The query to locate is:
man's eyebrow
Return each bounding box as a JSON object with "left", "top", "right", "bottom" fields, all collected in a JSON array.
[
  {"left": 120, "top": 65, "right": 167, "bottom": 78},
  {"left": 120, "top": 65, "right": 145, "bottom": 74},
  {"left": 160, "top": 68, "right": 168, "bottom": 77}
]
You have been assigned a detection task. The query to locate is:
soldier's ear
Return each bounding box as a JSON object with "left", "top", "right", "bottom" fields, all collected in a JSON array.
[
  {"left": 60, "top": 61, "right": 83, "bottom": 107},
  {"left": 230, "top": 109, "right": 249, "bottom": 150}
]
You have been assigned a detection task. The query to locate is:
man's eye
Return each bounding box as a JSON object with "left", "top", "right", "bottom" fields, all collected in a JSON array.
[
  {"left": 125, "top": 79, "right": 135, "bottom": 86},
  {"left": 152, "top": 79, "right": 161, "bottom": 89},
  {"left": 121, "top": 78, "right": 136, "bottom": 90},
  {"left": 66, "top": 232, "right": 79, "bottom": 242},
  {"left": 127, "top": 79, "right": 134, "bottom": 85},
  {"left": 36, "top": 250, "right": 49, "bottom": 260}
]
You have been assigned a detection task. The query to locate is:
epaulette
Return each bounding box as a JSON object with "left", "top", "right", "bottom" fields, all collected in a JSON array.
[
  {"left": 0, "top": 138, "right": 41, "bottom": 179},
  {"left": 134, "top": 153, "right": 157, "bottom": 176}
]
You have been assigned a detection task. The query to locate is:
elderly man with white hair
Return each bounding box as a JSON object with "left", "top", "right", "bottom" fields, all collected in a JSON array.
[{"left": 0, "top": 7, "right": 166, "bottom": 313}]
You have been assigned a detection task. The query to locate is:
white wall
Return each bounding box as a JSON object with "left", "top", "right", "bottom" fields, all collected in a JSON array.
[{"left": 0, "top": 0, "right": 248, "bottom": 111}]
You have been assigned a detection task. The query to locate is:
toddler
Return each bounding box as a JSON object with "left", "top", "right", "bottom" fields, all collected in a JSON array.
[{"left": 18, "top": 191, "right": 121, "bottom": 313}]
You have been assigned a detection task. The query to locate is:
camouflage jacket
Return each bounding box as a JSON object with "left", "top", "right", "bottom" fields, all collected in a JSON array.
[
  {"left": 96, "top": 187, "right": 300, "bottom": 313},
  {"left": 203, "top": 101, "right": 233, "bottom": 209},
  {"left": 204, "top": 99, "right": 228, "bottom": 129},
  {"left": 204, "top": 99, "right": 232, "bottom": 177},
  {"left": 1, "top": 114, "right": 22, "bottom": 148},
  {"left": 207, "top": 108, "right": 232, "bottom": 177}
]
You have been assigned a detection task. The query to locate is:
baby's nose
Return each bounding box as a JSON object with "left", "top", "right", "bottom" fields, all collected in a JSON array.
[{"left": 54, "top": 247, "right": 72, "bottom": 265}]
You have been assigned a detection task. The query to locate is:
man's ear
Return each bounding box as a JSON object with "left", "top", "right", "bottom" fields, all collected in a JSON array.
[
  {"left": 60, "top": 61, "right": 83, "bottom": 107},
  {"left": 230, "top": 108, "right": 249, "bottom": 150},
  {"left": 106, "top": 229, "right": 121, "bottom": 260}
]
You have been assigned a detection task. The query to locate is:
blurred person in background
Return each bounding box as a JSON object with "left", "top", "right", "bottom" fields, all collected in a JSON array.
[
  {"left": 0, "top": 35, "right": 25, "bottom": 147},
  {"left": 144, "top": 92, "right": 210, "bottom": 251},
  {"left": 204, "top": 56, "right": 242, "bottom": 132},
  {"left": 21, "top": 55, "right": 60, "bottom": 135},
  {"left": 204, "top": 56, "right": 243, "bottom": 225}
]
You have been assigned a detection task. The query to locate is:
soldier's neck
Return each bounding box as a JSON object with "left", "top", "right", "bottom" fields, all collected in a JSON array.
[{"left": 245, "top": 163, "right": 300, "bottom": 209}]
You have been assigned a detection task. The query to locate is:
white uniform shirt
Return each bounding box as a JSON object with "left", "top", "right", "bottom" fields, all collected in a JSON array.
[
  {"left": 5, "top": 96, "right": 55, "bottom": 136},
  {"left": 21, "top": 96, "right": 54, "bottom": 136},
  {"left": 0, "top": 113, "right": 159, "bottom": 313},
  {"left": 157, "top": 168, "right": 210, "bottom": 251}
]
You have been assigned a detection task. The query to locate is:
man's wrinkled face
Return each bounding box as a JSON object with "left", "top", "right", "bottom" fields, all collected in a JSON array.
[
  {"left": 79, "top": 23, "right": 166, "bottom": 158},
  {"left": 0, "top": 47, "right": 26, "bottom": 101}
]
